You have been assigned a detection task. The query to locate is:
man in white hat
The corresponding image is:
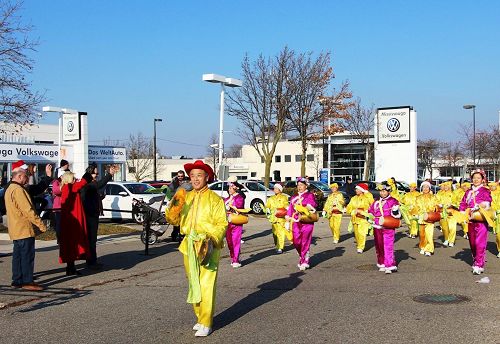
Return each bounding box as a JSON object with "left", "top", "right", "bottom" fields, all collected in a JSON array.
[{"left": 265, "top": 183, "right": 291, "bottom": 253}]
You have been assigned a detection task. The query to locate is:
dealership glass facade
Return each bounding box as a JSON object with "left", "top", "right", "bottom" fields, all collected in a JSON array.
[{"left": 328, "top": 143, "right": 374, "bottom": 181}]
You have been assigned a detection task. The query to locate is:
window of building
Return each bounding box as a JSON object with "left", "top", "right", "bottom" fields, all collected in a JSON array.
[
  {"left": 251, "top": 172, "right": 257, "bottom": 178},
  {"left": 307, "top": 154, "right": 314, "bottom": 162},
  {"left": 275, "top": 155, "right": 281, "bottom": 163},
  {"left": 295, "top": 155, "right": 301, "bottom": 162},
  {"left": 128, "top": 166, "right": 136, "bottom": 173},
  {"left": 284, "top": 155, "right": 291, "bottom": 162},
  {"left": 261, "top": 157, "right": 265, "bottom": 163}
]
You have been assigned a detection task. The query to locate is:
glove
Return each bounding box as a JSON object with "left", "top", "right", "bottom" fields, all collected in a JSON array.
[
  {"left": 391, "top": 205, "right": 399, "bottom": 212},
  {"left": 321, "top": 210, "right": 327, "bottom": 218},
  {"left": 471, "top": 205, "right": 480, "bottom": 212},
  {"left": 285, "top": 222, "right": 290, "bottom": 230},
  {"left": 225, "top": 204, "right": 231, "bottom": 211}
]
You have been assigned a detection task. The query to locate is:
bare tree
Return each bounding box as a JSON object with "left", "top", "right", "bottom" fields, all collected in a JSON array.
[
  {"left": 0, "top": 1, "right": 46, "bottom": 127},
  {"left": 126, "top": 132, "right": 154, "bottom": 181},
  {"left": 226, "top": 144, "right": 242, "bottom": 158},
  {"left": 417, "top": 139, "right": 441, "bottom": 180},
  {"left": 287, "top": 51, "right": 352, "bottom": 176},
  {"left": 340, "top": 97, "right": 374, "bottom": 180},
  {"left": 226, "top": 47, "right": 295, "bottom": 187},
  {"left": 439, "top": 141, "right": 463, "bottom": 178},
  {"left": 205, "top": 133, "right": 219, "bottom": 174}
]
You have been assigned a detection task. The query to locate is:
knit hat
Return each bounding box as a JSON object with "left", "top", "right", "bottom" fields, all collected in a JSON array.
[
  {"left": 274, "top": 183, "right": 283, "bottom": 192},
  {"left": 355, "top": 183, "right": 369, "bottom": 193},
  {"left": 420, "top": 181, "right": 432, "bottom": 192},
  {"left": 12, "top": 160, "right": 28, "bottom": 171}
]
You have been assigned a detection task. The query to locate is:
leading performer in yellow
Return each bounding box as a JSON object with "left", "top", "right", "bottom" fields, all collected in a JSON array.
[
  {"left": 436, "top": 181, "right": 457, "bottom": 247},
  {"left": 346, "top": 183, "right": 373, "bottom": 253},
  {"left": 415, "top": 181, "right": 439, "bottom": 256},
  {"left": 176, "top": 160, "right": 228, "bottom": 337},
  {"left": 323, "top": 183, "right": 345, "bottom": 244},
  {"left": 453, "top": 182, "right": 471, "bottom": 238},
  {"left": 265, "top": 183, "right": 292, "bottom": 253}
]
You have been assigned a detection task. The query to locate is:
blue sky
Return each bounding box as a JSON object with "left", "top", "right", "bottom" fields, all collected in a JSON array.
[{"left": 24, "top": 0, "right": 500, "bottom": 157}]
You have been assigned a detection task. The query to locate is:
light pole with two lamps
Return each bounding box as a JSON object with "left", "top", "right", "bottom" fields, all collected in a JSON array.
[
  {"left": 202, "top": 74, "right": 242, "bottom": 179},
  {"left": 463, "top": 104, "right": 476, "bottom": 169},
  {"left": 318, "top": 97, "right": 341, "bottom": 183},
  {"left": 153, "top": 118, "right": 163, "bottom": 181}
]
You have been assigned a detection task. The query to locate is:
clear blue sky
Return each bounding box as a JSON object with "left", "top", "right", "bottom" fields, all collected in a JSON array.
[{"left": 24, "top": 0, "right": 500, "bottom": 157}]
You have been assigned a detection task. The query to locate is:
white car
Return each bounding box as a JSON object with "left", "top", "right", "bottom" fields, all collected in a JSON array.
[
  {"left": 208, "top": 180, "right": 275, "bottom": 214},
  {"left": 101, "top": 181, "right": 166, "bottom": 223}
]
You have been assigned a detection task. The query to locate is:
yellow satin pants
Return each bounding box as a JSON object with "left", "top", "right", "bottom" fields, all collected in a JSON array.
[
  {"left": 353, "top": 221, "right": 370, "bottom": 251},
  {"left": 419, "top": 223, "right": 434, "bottom": 253},
  {"left": 328, "top": 214, "right": 343, "bottom": 242},
  {"left": 446, "top": 217, "right": 457, "bottom": 244},
  {"left": 440, "top": 219, "right": 449, "bottom": 242},
  {"left": 496, "top": 231, "right": 500, "bottom": 254},
  {"left": 409, "top": 220, "right": 418, "bottom": 237},
  {"left": 271, "top": 221, "right": 292, "bottom": 250},
  {"left": 182, "top": 249, "right": 220, "bottom": 328}
]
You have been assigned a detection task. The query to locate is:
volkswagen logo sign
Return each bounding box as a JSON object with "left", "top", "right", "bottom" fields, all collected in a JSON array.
[
  {"left": 387, "top": 118, "right": 400, "bottom": 132},
  {"left": 67, "top": 121, "right": 74, "bottom": 132}
]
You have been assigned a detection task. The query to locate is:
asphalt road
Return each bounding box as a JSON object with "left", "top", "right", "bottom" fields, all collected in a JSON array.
[{"left": 0, "top": 216, "right": 499, "bottom": 344}]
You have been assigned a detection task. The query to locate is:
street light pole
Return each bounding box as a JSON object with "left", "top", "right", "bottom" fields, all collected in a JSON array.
[
  {"left": 153, "top": 118, "right": 162, "bottom": 180},
  {"left": 203, "top": 74, "right": 242, "bottom": 179},
  {"left": 463, "top": 104, "right": 476, "bottom": 168}
]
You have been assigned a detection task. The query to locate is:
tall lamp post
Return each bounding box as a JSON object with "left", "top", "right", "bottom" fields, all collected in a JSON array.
[
  {"left": 203, "top": 74, "right": 242, "bottom": 179},
  {"left": 318, "top": 97, "right": 341, "bottom": 183},
  {"left": 153, "top": 118, "right": 162, "bottom": 181},
  {"left": 463, "top": 104, "right": 476, "bottom": 168}
]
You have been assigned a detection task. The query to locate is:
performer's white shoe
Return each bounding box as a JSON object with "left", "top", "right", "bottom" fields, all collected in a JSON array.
[
  {"left": 443, "top": 240, "right": 449, "bottom": 246},
  {"left": 333, "top": 240, "right": 339, "bottom": 244},
  {"left": 379, "top": 267, "right": 386, "bottom": 272},
  {"left": 195, "top": 326, "right": 212, "bottom": 337},
  {"left": 497, "top": 252, "right": 500, "bottom": 258},
  {"left": 193, "top": 323, "right": 202, "bottom": 331},
  {"left": 464, "top": 234, "right": 468, "bottom": 239},
  {"left": 424, "top": 252, "right": 431, "bottom": 257},
  {"left": 298, "top": 264, "right": 306, "bottom": 271},
  {"left": 376, "top": 264, "right": 385, "bottom": 268},
  {"left": 448, "top": 242, "right": 454, "bottom": 247},
  {"left": 384, "top": 269, "right": 392, "bottom": 274},
  {"left": 356, "top": 249, "right": 363, "bottom": 254},
  {"left": 419, "top": 249, "right": 425, "bottom": 255},
  {"left": 231, "top": 262, "right": 242, "bottom": 268},
  {"left": 276, "top": 249, "right": 283, "bottom": 254},
  {"left": 472, "top": 266, "right": 483, "bottom": 275}
]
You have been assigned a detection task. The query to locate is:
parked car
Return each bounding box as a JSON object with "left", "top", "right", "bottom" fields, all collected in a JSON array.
[
  {"left": 101, "top": 181, "right": 166, "bottom": 223},
  {"left": 208, "top": 180, "right": 274, "bottom": 214},
  {"left": 143, "top": 180, "right": 171, "bottom": 189}
]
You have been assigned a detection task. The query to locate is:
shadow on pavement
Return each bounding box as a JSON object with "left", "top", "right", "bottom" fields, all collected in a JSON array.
[
  {"left": 214, "top": 271, "right": 304, "bottom": 330},
  {"left": 309, "top": 246, "right": 345, "bottom": 267},
  {"left": 486, "top": 240, "right": 498, "bottom": 257},
  {"left": 242, "top": 229, "right": 272, "bottom": 242},
  {"left": 241, "top": 245, "right": 295, "bottom": 265},
  {"left": 395, "top": 249, "right": 414, "bottom": 264},
  {"left": 452, "top": 248, "right": 473, "bottom": 265}
]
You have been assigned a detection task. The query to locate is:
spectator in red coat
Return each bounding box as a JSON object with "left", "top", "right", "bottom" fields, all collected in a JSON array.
[{"left": 59, "top": 171, "right": 93, "bottom": 276}]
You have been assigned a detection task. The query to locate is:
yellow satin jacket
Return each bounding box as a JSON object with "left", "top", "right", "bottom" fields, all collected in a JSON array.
[
  {"left": 346, "top": 193, "right": 373, "bottom": 224},
  {"left": 415, "top": 193, "right": 438, "bottom": 215},
  {"left": 324, "top": 191, "right": 345, "bottom": 214},
  {"left": 179, "top": 186, "right": 228, "bottom": 254},
  {"left": 452, "top": 189, "right": 465, "bottom": 208},
  {"left": 490, "top": 189, "right": 500, "bottom": 212},
  {"left": 266, "top": 194, "right": 289, "bottom": 223}
]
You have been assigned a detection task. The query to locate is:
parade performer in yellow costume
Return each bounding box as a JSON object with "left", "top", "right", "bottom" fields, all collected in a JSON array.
[
  {"left": 387, "top": 177, "right": 402, "bottom": 202},
  {"left": 265, "top": 183, "right": 292, "bottom": 253},
  {"left": 173, "top": 160, "right": 228, "bottom": 337},
  {"left": 454, "top": 182, "right": 471, "bottom": 238},
  {"left": 415, "top": 181, "right": 439, "bottom": 256},
  {"left": 436, "top": 181, "right": 457, "bottom": 247},
  {"left": 346, "top": 183, "right": 373, "bottom": 253},
  {"left": 323, "top": 183, "right": 345, "bottom": 244},
  {"left": 401, "top": 182, "right": 420, "bottom": 238},
  {"left": 488, "top": 182, "right": 500, "bottom": 258}
]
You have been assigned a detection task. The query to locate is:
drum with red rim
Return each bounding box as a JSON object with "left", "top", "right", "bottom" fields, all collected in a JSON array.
[{"left": 379, "top": 216, "right": 401, "bottom": 229}]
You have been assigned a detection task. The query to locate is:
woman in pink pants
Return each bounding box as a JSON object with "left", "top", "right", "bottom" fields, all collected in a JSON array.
[
  {"left": 286, "top": 177, "right": 317, "bottom": 271},
  {"left": 368, "top": 182, "right": 401, "bottom": 274},
  {"left": 224, "top": 180, "right": 246, "bottom": 268},
  {"left": 459, "top": 169, "right": 492, "bottom": 275}
]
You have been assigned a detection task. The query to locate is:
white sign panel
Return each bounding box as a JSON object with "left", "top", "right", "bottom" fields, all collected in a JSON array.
[
  {"left": 0, "top": 143, "right": 72, "bottom": 162},
  {"left": 88, "top": 146, "right": 127, "bottom": 162},
  {"left": 377, "top": 107, "right": 411, "bottom": 143},
  {"left": 63, "top": 113, "right": 81, "bottom": 141}
]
